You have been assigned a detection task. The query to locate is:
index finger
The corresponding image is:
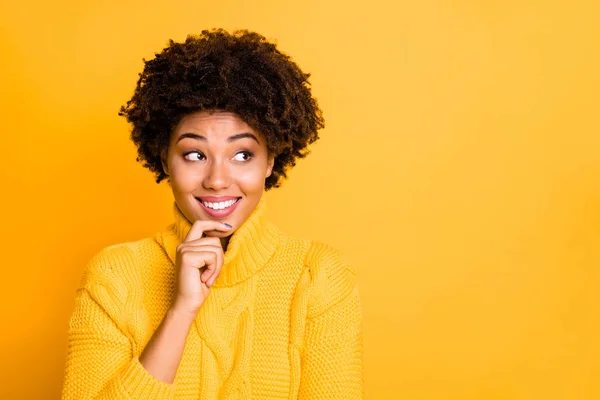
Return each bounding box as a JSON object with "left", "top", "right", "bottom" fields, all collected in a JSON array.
[{"left": 184, "top": 219, "right": 232, "bottom": 242}]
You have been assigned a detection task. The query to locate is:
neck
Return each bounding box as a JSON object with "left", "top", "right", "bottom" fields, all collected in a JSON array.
[
  {"left": 221, "top": 235, "right": 231, "bottom": 251},
  {"left": 156, "top": 194, "right": 283, "bottom": 287}
]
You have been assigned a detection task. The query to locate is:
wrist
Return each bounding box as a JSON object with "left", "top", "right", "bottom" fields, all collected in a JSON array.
[{"left": 169, "top": 298, "right": 201, "bottom": 321}]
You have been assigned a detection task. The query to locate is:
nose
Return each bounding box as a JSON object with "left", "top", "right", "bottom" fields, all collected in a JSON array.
[{"left": 202, "top": 159, "right": 231, "bottom": 191}]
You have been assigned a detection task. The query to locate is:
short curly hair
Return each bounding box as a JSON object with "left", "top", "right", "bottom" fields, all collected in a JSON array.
[{"left": 118, "top": 28, "right": 325, "bottom": 190}]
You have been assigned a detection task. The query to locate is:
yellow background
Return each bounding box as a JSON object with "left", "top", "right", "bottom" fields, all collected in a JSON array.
[{"left": 1, "top": 0, "right": 599, "bottom": 398}]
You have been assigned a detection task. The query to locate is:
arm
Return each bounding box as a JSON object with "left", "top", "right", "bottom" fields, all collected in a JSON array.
[
  {"left": 61, "top": 288, "right": 181, "bottom": 400},
  {"left": 62, "top": 219, "right": 227, "bottom": 399},
  {"left": 139, "top": 300, "right": 196, "bottom": 384},
  {"left": 298, "top": 244, "right": 365, "bottom": 399}
]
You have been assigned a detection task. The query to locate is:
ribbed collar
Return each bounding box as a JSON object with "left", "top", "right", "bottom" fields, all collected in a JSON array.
[{"left": 155, "top": 195, "right": 281, "bottom": 287}]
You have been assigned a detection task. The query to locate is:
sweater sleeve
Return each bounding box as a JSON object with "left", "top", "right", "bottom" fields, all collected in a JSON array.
[
  {"left": 298, "top": 242, "right": 365, "bottom": 400},
  {"left": 61, "top": 247, "right": 177, "bottom": 400}
]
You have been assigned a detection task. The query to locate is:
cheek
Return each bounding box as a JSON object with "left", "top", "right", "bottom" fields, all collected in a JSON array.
[
  {"left": 235, "top": 167, "right": 267, "bottom": 191},
  {"left": 170, "top": 165, "right": 201, "bottom": 191}
]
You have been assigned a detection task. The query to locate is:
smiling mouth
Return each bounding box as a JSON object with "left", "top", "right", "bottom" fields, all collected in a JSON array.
[{"left": 196, "top": 197, "right": 242, "bottom": 210}]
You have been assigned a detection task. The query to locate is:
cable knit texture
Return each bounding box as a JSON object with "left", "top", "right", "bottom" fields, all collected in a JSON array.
[{"left": 61, "top": 195, "right": 364, "bottom": 399}]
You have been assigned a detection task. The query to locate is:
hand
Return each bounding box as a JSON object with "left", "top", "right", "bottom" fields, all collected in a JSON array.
[{"left": 171, "top": 219, "right": 232, "bottom": 315}]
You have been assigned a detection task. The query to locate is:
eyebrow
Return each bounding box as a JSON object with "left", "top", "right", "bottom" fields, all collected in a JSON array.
[{"left": 176, "top": 132, "right": 260, "bottom": 144}]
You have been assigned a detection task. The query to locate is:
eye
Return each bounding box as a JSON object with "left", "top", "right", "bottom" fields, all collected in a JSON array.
[
  {"left": 233, "top": 151, "right": 254, "bottom": 162},
  {"left": 183, "top": 151, "right": 205, "bottom": 161}
]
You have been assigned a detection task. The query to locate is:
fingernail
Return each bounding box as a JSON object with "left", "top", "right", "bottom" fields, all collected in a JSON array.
[{"left": 223, "top": 223, "right": 232, "bottom": 228}]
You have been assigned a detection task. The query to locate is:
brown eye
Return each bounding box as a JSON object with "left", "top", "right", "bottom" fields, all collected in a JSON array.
[
  {"left": 183, "top": 151, "right": 206, "bottom": 161},
  {"left": 233, "top": 151, "right": 254, "bottom": 162}
]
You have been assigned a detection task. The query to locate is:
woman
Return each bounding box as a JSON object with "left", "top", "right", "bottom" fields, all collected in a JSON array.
[{"left": 61, "top": 28, "right": 364, "bottom": 399}]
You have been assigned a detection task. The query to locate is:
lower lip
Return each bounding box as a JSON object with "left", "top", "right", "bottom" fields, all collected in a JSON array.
[{"left": 197, "top": 198, "right": 241, "bottom": 218}]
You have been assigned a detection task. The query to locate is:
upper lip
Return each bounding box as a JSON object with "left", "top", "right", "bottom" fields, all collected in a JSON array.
[{"left": 196, "top": 196, "right": 241, "bottom": 202}]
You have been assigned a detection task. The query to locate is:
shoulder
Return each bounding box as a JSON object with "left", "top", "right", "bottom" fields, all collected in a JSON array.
[
  {"left": 78, "top": 238, "right": 156, "bottom": 296},
  {"left": 303, "top": 240, "right": 358, "bottom": 317}
]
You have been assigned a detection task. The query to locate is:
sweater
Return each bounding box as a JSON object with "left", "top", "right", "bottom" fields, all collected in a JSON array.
[{"left": 61, "top": 195, "right": 364, "bottom": 399}]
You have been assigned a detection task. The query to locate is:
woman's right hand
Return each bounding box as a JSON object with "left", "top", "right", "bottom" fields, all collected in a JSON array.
[{"left": 171, "top": 219, "right": 232, "bottom": 316}]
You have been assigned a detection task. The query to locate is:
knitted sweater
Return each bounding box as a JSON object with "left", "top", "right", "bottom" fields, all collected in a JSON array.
[{"left": 61, "top": 195, "right": 364, "bottom": 399}]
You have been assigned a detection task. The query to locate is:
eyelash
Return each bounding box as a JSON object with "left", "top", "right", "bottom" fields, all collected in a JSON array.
[{"left": 182, "top": 150, "right": 254, "bottom": 162}]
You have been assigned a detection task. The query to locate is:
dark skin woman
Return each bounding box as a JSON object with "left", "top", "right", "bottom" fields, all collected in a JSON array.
[{"left": 62, "top": 28, "right": 363, "bottom": 400}]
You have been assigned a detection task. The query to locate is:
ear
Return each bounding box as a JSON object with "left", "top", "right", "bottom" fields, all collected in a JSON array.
[
  {"left": 266, "top": 155, "right": 274, "bottom": 178},
  {"left": 160, "top": 150, "right": 170, "bottom": 176}
]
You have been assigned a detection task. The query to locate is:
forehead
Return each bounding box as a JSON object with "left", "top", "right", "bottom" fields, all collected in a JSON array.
[{"left": 175, "top": 110, "right": 253, "bottom": 133}]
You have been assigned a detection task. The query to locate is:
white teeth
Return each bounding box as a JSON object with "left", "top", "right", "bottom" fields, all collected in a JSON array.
[{"left": 201, "top": 198, "right": 239, "bottom": 210}]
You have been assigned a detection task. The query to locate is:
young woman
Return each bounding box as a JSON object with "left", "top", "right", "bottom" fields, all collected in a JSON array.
[{"left": 61, "top": 28, "right": 364, "bottom": 400}]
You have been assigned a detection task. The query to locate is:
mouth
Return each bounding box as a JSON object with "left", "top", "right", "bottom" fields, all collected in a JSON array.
[{"left": 195, "top": 197, "right": 242, "bottom": 218}]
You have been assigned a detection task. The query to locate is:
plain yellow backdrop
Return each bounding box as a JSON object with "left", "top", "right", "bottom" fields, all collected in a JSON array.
[{"left": 1, "top": 0, "right": 599, "bottom": 398}]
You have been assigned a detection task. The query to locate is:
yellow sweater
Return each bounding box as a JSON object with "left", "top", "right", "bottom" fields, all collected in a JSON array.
[{"left": 61, "top": 195, "right": 364, "bottom": 399}]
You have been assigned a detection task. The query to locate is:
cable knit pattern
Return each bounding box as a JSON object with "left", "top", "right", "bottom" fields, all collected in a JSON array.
[{"left": 61, "top": 195, "right": 364, "bottom": 399}]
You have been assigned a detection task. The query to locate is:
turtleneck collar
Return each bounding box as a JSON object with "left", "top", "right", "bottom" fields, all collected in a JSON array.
[{"left": 155, "top": 195, "right": 281, "bottom": 287}]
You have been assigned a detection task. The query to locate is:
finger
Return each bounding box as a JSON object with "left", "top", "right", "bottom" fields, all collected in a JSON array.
[
  {"left": 207, "top": 273, "right": 218, "bottom": 287},
  {"left": 201, "top": 247, "right": 225, "bottom": 286},
  {"left": 195, "top": 242, "right": 224, "bottom": 286},
  {"left": 184, "top": 219, "right": 232, "bottom": 243},
  {"left": 178, "top": 245, "right": 223, "bottom": 284},
  {"left": 179, "top": 245, "right": 222, "bottom": 278},
  {"left": 179, "top": 239, "right": 225, "bottom": 286},
  {"left": 201, "top": 249, "right": 224, "bottom": 286},
  {"left": 199, "top": 251, "right": 218, "bottom": 280},
  {"left": 201, "top": 267, "right": 212, "bottom": 283},
  {"left": 199, "top": 280, "right": 210, "bottom": 296},
  {"left": 180, "top": 250, "right": 218, "bottom": 272},
  {"left": 192, "top": 249, "right": 219, "bottom": 283},
  {"left": 177, "top": 243, "right": 223, "bottom": 253},
  {"left": 180, "top": 236, "right": 222, "bottom": 247},
  {"left": 207, "top": 251, "right": 224, "bottom": 287}
]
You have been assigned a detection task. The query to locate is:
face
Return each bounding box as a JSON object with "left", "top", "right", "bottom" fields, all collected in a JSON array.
[{"left": 161, "top": 110, "right": 274, "bottom": 238}]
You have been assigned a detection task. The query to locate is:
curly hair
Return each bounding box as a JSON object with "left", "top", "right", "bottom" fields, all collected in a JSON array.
[{"left": 118, "top": 28, "right": 325, "bottom": 190}]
